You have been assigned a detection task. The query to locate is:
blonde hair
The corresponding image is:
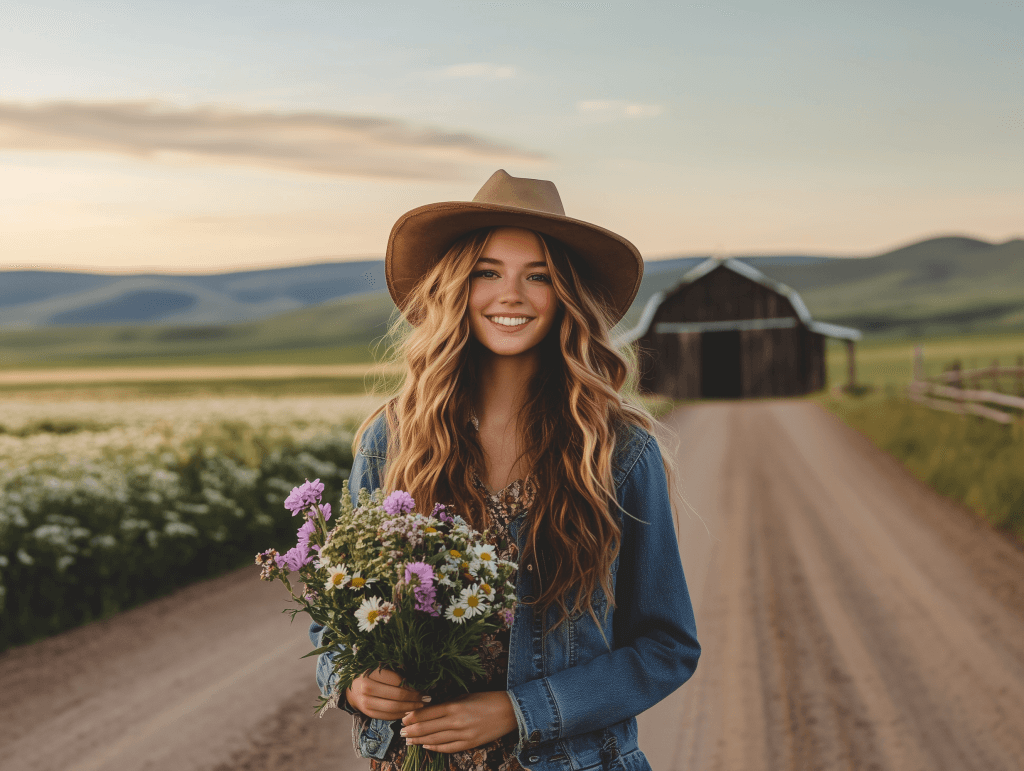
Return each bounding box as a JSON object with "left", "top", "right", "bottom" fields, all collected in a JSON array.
[{"left": 356, "top": 227, "right": 662, "bottom": 632}]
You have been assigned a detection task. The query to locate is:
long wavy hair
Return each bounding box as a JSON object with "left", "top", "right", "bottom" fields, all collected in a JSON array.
[{"left": 355, "top": 227, "right": 664, "bottom": 633}]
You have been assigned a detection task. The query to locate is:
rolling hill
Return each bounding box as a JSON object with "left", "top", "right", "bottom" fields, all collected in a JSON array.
[
  {"left": 1, "top": 235, "right": 1021, "bottom": 367},
  {"left": 0, "top": 260, "right": 386, "bottom": 328}
]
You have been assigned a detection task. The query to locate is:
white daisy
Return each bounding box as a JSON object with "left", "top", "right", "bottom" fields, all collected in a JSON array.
[
  {"left": 355, "top": 597, "right": 391, "bottom": 632},
  {"left": 438, "top": 574, "right": 456, "bottom": 588},
  {"left": 477, "top": 581, "right": 495, "bottom": 599},
  {"left": 472, "top": 545, "right": 498, "bottom": 576},
  {"left": 445, "top": 601, "right": 470, "bottom": 624},
  {"left": 323, "top": 564, "right": 350, "bottom": 592},
  {"left": 459, "top": 584, "right": 489, "bottom": 618},
  {"left": 347, "top": 571, "right": 378, "bottom": 590}
]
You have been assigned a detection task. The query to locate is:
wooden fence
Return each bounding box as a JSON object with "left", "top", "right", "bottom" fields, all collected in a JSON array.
[{"left": 908, "top": 350, "right": 1024, "bottom": 425}]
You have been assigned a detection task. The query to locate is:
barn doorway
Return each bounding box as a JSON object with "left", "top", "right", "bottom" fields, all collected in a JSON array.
[{"left": 700, "top": 330, "right": 742, "bottom": 398}]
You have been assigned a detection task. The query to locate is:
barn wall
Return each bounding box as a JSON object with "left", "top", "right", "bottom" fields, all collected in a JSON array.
[
  {"left": 653, "top": 266, "right": 797, "bottom": 324},
  {"left": 634, "top": 264, "right": 847, "bottom": 399},
  {"left": 801, "top": 331, "right": 826, "bottom": 393},
  {"left": 739, "top": 328, "right": 801, "bottom": 396},
  {"left": 639, "top": 331, "right": 701, "bottom": 398}
]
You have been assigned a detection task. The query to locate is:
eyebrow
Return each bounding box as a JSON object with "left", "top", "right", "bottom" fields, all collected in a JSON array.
[{"left": 475, "top": 257, "right": 549, "bottom": 268}]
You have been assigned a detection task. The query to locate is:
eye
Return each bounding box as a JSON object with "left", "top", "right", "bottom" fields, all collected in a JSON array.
[
  {"left": 472, "top": 269, "right": 498, "bottom": 279},
  {"left": 528, "top": 273, "right": 551, "bottom": 283}
]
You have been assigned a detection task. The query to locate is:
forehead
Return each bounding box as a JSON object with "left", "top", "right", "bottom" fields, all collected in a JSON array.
[{"left": 478, "top": 227, "right": 547, "bottom": 266}]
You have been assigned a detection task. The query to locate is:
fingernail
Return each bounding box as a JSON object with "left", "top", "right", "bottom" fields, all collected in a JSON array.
[
  {"left": 421, "top": 695, "right": 431, "bottom": 703},
  {"left": 400, "top": 728, "right": 407, "bottom": 737}
]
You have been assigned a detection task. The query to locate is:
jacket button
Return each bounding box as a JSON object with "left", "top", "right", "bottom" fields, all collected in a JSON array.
[
  {"left": 529, "top": 756, "right": 540, "bottom": 763},
  {"left": 529, "top": 730, "right": 541, "bottom": 742},
  {"left": 527, "top": 563, "right": 533, "bottom": 571},
  {"left": 366, "top": 740, "right": 379, "bottom": 753}
]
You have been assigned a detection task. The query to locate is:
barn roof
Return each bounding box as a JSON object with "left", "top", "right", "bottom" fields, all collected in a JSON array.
[{"left": 616, "top": 257, "right": 862, "bottom": 345}]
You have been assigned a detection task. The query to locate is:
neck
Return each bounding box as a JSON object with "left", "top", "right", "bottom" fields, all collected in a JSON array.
[{"left": 474, "top": 348, "right": 539, "bottom": 425}]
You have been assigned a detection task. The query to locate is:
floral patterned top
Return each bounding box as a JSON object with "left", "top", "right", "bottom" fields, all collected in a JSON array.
[{"left": 359, "top": 471, "right": 535, "bottom": 771}]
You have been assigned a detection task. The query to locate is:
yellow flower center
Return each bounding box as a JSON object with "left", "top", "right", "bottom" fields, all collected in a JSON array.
[
  {"left": 480, "top": 552, "right": 492, "bottom": 561},
  {"left": 331, "top": 573, "right": 347, "bottom": 587},
  {"left": 480, "top": 583, "right": 492, "bottom": 595},
  {"left": 425, "top": 527, "right": 437, "bottom": 533},
  {"left": 449, "top": 549, "right": 461, "bottom": 558},
  {"left": 452, "top": 607, "right": 466, "bottom": 617},
  {"left": 366, "top": 610, "right": 379, "bottom": 624},
  {"left": 460, "top": 561, "right": 470, "bottom": 570},
  {"left": 350, "top": 576, "right": 366, "bottom": 588},
  {"left": 466, "top": 595, "right": 480, "bottom": 608}
]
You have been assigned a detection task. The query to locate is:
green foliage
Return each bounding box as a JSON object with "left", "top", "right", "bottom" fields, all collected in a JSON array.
[
  {"left": 0, "top": 422, "right": 356, "bottom": 651},
  {"left": 819, "top": 394, "right": 1024, "bottom": 541}
]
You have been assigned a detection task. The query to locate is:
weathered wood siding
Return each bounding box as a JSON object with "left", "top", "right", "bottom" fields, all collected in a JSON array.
[{"left": 636, "top": 264, "right": 830, "bottom": 398}]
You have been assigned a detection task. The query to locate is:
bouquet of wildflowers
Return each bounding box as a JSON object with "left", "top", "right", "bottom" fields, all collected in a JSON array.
[{"left": 256, "top": 478, "right": 518, "bottom": 771}]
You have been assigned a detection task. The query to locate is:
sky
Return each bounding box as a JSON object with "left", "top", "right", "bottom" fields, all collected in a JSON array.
[{"left": 0, "top": 0, "right": 1021, "bottom": 273}]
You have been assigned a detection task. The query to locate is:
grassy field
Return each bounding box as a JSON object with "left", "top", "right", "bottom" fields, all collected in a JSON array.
[{"left": 825, "top": 329, "right": 1024, "bottom": 393}]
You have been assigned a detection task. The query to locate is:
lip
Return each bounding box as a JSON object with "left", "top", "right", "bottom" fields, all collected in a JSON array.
[{"left": 486, "top": 315, "right": 534, "bottom": 332}]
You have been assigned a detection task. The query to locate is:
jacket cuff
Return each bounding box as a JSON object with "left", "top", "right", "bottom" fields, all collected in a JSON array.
[{"left": 508, "top": 678, "right": 560, "bottom": 749}]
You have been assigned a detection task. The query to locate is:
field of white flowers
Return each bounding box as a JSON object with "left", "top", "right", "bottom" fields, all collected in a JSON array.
[{"left": 0, "top": 394, "right": 384, "bottom": 650}]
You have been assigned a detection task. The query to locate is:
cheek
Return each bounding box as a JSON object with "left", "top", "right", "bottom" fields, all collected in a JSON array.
[{"left": 533, "top": 287, "right": 557, "bottom": 322}]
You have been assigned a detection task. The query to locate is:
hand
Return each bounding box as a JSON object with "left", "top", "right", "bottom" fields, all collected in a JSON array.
[
  {"left": 400, "top": 691, "right": 518, "bottom": 753},
  {"left": 345, "top": 668, "right": 429, "bottom": 720}
]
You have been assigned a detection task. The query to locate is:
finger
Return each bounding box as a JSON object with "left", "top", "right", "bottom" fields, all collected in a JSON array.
[
  {"left": 403, "top": 728, "right": 466, "bottom": 747},
  {"left": 421, "top": 738, "right": 474, "bottom": 753},
  {"left": 368, "top": 668, "right": 410, "bottom": 688},
  {"left": 363, "top": 695, "right": 426, "bottom": 717},
  {"left": 362, "top": 680, "right": 427, "bottom": 704},
  {"left": 401, "top": 704, "right": 451, "bottom": 726}
]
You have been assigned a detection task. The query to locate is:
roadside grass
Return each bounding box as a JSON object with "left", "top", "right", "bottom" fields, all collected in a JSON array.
[{"left": 813, "top": 389, "right": 1024, "bottom": 543}]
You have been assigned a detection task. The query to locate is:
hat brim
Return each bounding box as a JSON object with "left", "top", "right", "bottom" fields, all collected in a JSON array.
[{"left": 386, "top": 201, "right": 643, "bottom": 325}]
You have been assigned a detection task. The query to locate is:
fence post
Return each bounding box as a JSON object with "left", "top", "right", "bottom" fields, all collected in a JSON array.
[{"left": 951, "top": 360, "right": 965, "bottom": 413}]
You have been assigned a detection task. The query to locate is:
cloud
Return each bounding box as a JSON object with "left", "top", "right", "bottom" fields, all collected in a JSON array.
[
  {"left": 439, "top": 63, "right": 517, "bottom": 79},
  {"left": 577, "top": 100, "right": 664, "bottom": 118},
  {"left": 0, "top": 100, "right": 544, "bottom": 180}
]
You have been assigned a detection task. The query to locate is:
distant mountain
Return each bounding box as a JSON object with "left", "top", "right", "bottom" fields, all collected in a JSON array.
[
  {"left": 2, "top": 235, "right": 1021, "bottom": 366},
  {"left": 752, "top": 236, "right": 1024, "bottom": 335},
  {"left": 0, "top": 260, "right": 386, "bottom": 328}
]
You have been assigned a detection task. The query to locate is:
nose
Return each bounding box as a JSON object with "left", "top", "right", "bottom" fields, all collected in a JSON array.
[{"left": 497, "top": 274, "right": 526, "bottom": 305}]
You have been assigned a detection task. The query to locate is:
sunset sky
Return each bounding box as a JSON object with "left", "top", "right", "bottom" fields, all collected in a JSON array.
[{"left": 1, "top": 0, "right": 1021, "bottom": 273}]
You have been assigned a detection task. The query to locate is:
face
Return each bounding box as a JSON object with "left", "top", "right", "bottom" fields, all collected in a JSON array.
[{"left": 467, "top": 227, "right": 560, "bottom": 358}]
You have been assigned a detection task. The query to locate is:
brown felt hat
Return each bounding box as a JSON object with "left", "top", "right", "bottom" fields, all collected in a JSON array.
[{"left": 385, "top": 169, "right": 643, "bottom": 324}]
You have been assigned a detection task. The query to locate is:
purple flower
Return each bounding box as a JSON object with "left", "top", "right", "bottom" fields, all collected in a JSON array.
[
  {"left": 320, "top": 503, "right": 331, "bottom": 521},
  {"left": 383, "top": 490, "right": 415, "bottom": 516},
  {"left": 498, "top": 607, "right": 515, "bottom": 628},
  {"left": 284, "top": 479, "right": 324, "bottom": 516},
  {"left": 404, "top": 561, "right": 439, "bottom": 616},
  {"left": 296, "top": 519, "right": 316, "bottom": 547},
  {"left": 432, "top": 503, "right": 453, "bottom": 524},
  {"left": 276, "top": 542, "right": 313, "bottom": 573}
]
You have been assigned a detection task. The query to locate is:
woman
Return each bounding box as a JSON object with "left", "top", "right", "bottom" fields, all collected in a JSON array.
[{"left": 309, "top": 170, "right": 699, "bottom": 770}]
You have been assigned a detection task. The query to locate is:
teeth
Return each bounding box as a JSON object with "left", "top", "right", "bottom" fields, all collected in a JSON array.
[{"left": 490, "top": 316, "right": 531, "bottom": 327}]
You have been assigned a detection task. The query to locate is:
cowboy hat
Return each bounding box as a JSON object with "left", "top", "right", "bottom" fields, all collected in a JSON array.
[{"left": 385, "top": 169, "right": 643, "bottom": 323}]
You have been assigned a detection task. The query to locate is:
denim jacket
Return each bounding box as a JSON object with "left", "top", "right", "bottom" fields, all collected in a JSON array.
[{"left": 309, "top": 412, "right": 700, "bottom": 771}]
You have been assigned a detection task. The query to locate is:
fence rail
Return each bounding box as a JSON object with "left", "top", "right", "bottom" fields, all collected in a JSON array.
[{"left": 908, "top": 349, "right": 1024, "bottom": 425}]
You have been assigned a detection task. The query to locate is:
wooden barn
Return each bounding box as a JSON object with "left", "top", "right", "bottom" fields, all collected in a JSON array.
[{"left": 618, "top": 258, "right": 862, "bottom": 399}]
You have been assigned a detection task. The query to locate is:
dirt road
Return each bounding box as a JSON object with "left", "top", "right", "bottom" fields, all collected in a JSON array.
[
  {"left": 3, "top": 400, "right": 1023, "bottom": 770},
  {"left": 640, "top": 400, "right": 1024, "bottom": 771}
]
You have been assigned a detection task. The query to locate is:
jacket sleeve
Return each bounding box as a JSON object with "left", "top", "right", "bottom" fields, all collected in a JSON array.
[{"left": 507, "top": 433, "right": 700, "bottom": 744}]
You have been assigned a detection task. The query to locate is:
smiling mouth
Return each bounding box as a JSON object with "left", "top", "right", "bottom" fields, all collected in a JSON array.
[{"left": 487, "top": 315, "right": 534, "bottom": 329}]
